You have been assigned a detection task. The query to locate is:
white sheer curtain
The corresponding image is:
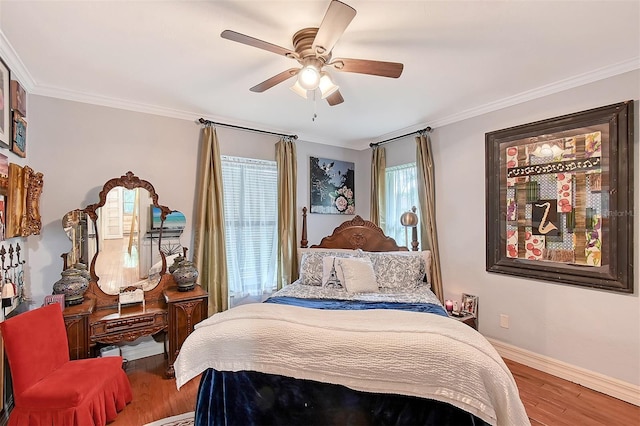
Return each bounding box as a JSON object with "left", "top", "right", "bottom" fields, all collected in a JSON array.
[
  {"left": 385, "top": 163, "right": 420, "bottom": 248},
  {"left": 221, "top": 156, "right": 278, "bottom": 307}
]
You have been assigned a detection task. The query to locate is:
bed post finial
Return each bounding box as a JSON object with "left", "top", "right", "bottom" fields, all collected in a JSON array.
[
  {"left": 301, "top": 207, "right": 308, "bottom": 248},
  {"left": 411, "top": 206, "right": 419, "bottom": 251}
]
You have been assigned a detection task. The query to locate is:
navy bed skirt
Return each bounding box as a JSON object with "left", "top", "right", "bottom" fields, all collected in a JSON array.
[{"left": 195, "top": 368, "right": 490, "bottom": 426}]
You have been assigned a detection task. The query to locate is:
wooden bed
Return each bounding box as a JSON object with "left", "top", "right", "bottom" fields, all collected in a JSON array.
[
  {"left": 300, "top": 206, "right": 416, "bottom": 252},
  {"left": 174, "top": 212, "right": 529, "bottom": 426}
]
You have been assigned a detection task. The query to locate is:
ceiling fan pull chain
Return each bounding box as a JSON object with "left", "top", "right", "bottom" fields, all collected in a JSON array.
[{"left": 312, "top": 90, "right": 318, "bottom": 122}]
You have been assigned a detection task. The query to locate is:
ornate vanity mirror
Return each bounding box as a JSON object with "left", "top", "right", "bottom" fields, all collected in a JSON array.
[{"left": 62, "top": 171, "right": 185, "bottom": 309}]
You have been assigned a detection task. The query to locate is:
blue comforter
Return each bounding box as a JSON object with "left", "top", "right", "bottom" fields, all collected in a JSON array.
[{"left": 264, "top": 295, "right": 449, "bottom": 317}]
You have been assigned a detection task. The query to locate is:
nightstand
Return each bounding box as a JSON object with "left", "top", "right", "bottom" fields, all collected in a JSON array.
[
  {"left": 163, "top": 285, "right": 208, "bottom": 378},
  {"left": 449, "top": 312, "right": 477, "bottom": 330}
]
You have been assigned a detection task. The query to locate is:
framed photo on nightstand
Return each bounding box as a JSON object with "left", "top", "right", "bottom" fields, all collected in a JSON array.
[{"left": 461, "top": 294, "right": 478, "bottom": 317}]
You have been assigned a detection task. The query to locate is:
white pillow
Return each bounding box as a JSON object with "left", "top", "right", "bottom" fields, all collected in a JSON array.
[
  {"left": 337, "top": 257, "right": 378, "bottom": 294},
  {"left": 321, "top": 257, "right": 346, "bottom": 288}
]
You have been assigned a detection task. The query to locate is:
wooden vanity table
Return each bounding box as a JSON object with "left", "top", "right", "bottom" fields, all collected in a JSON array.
[
  {"left": 63, "top": 279, "right": 207, "bottom": 378},
  {"left": 60, "top": 172, "right": 208, "bottom": 378}
]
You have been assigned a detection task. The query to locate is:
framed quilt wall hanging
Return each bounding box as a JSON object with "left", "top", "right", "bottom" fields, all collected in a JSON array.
[{"left": 485, "top": 100, "right": 634, "bottom": 293}]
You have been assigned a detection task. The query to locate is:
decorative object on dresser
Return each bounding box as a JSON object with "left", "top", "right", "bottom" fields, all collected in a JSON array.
[
  {"left": 59, "top": 171, "right": 207, "bottom": 378},
  {"left": 52, "top": 262, "right": 89, "bottom": 306},
  {"left": 171, "top": 247, "right": 199, "bottom": 291},
  {"left": 461, "top": 293, "right": 478, "bottom": 317},
  {"left": 444, "top": 299, "right": 454, "bottom": 313},
  {"left": 486, "top": 100, "right": 634, "bottom": 293}
]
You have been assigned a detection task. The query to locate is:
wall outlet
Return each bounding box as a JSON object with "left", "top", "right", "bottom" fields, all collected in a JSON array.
[{"left": 500, "top": 314, "right": 509, "bottom": 329}]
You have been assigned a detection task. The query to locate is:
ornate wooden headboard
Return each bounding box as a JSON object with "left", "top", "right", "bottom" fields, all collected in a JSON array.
[{"left": 300, "top": 207, "right": 417, "bottom": 252}]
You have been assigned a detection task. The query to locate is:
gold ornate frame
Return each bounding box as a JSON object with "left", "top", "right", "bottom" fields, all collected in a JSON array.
[{"left": 4, "top": 164, "right": 43, "bottom": 238}]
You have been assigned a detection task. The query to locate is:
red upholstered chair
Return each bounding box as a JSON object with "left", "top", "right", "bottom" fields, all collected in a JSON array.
[{"left": 0, "top": 303, "right": 133, "bottom": 426}]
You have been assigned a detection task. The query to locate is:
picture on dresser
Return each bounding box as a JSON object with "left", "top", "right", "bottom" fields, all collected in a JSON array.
[{"left": 461, "top": 294, "right": 478, "bottom": 317}]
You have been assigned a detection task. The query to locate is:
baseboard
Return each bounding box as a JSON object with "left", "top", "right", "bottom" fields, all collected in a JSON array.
[{"left": 488, "top": 338, "right": 640, "bottom": 406}]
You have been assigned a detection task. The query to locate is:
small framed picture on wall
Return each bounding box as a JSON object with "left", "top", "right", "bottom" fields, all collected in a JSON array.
[{"left": 11, "top": 112, "right": 26, "bottom": 158}]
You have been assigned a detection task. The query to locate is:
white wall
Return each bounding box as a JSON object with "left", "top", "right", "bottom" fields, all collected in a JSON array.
[
  {"left": 385, "top": 70, "right": 639, "bottom": 387},
  {"left": 25, "top": 96, "right": 368, "bottom": 306}
]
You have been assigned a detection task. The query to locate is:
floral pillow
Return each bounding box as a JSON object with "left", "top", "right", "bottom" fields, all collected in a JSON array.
[
  {"left": 299, "top": 250, "right": 359, "bottom": 286},
  {"left": 363, "top": 252, "right": 426, "bottom": 290}
]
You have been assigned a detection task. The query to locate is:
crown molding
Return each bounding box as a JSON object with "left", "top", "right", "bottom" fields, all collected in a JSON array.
[
  {"left": 1, "top": 23, "right": 637, "bottom": 149},
  {"left": 0, "top": 30, "right": 36, "bottom": 90},
  {"left": 367, "top": 57, "right": 640, "bottom": 150}
]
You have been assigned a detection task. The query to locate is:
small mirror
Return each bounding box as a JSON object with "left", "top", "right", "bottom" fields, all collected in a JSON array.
[{"left": 62, "top": 209, "right": 89, "bottom": 268}]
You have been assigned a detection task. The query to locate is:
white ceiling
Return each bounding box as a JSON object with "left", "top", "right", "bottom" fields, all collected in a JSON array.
[{"left": 1, "top": 1, "right": 638, "bottom": 150}]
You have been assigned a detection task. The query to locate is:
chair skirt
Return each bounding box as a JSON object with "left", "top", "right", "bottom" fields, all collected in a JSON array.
[{"left": 8, "top": 357, "right": 133, "bottom": 426}]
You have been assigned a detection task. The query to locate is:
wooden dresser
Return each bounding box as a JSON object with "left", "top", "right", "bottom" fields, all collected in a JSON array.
[{"left": 63, "top": 283, "right": 208, "bottom": 378}]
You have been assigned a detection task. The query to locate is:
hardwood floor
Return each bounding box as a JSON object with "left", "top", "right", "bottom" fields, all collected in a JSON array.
[
  {"left": 111, "top": 355, "right": 639, "bottom": 426},
  {"left": 110, "top": 355, "right": 199, "bottom": 426},
  {"left": 504, "top": 359, "right": 639, "bottom": 426}
]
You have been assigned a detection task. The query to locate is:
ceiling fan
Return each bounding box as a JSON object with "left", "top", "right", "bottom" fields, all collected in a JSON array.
[{"left": 221, "top": 0, "right": 404, "bottom": 106}]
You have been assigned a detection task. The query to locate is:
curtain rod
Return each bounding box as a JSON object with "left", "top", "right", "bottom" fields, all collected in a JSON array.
[
  {"left": 198, "top": 118, "right": 298, "bottom": 140},
  {"left": 369, "top": 126, "right": 432, "bottom": 148}
]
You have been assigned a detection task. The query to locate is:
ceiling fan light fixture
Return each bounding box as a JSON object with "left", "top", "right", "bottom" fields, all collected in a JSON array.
[
  {"left": 318, "top": 72, "right": 339, "bottom": 99},
  {"left": 298, "top": 64, "right": 321, "bottom": 90},
  {"left": 290, "top": 80, "right": 309, "bottom": 99}
]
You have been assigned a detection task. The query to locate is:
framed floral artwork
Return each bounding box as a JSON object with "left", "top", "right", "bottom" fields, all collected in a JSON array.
[
  {"left": 485, "top": 101, "right": 634, "bottom": 293},
  {"left": 309, "top": 157, "right": 355, "bottom": 214}
]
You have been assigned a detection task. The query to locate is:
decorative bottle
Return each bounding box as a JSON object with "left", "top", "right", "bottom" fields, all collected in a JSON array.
[
  {"left": 53, "top": 267, "right": 89, "bottom": 306},
  {"left": 171, "top": 248, "right": 198, "bottom": 292}
]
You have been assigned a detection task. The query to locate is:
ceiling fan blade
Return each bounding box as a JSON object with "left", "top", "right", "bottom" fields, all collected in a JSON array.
[
  {"left": 329, "top": 58, "right": 404, "bottom": 78},
  {"left": 312, "top": 0, "right": 357, "bottom": 55},
  {"left": 250, "top": 68, "right": 299, "bottom": 93},
  {"left": 326, "top": 89, "right": 344, "bottom": 106},
  {"left": 221, "top": 30, "right": 298, "bottom": 58}
]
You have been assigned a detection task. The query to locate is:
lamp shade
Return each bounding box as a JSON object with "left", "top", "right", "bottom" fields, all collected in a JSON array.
[
  {"left": 290, "top": 80, "right": 309, "bottom": 99},
  {"left": 298, "top": 64, "right": 321, "bottom": 90},
  {"left": 400, "top": 211, "right": 418, "bottom": 227},
  {"left": 318, "top": 72, "right": 339, "bottom": 99}
]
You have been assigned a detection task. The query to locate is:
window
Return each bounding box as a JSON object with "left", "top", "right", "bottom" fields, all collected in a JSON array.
[
  {"left": 385, "top": 163, "right": 420, "bottom": 248},
  {"left": 221, "top": 156, "right": 278, "bottom": 307}
]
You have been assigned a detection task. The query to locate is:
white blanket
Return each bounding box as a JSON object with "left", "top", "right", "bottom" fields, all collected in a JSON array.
[{"left": 175, "top": 303, "right": 530, "bottom": 426}]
